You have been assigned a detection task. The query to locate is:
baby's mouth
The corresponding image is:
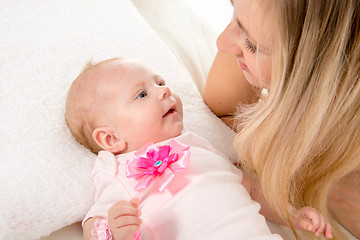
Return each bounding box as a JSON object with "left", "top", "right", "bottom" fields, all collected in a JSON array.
[{"left": 163, "top": 108, "right": 175, "bottom": 117}]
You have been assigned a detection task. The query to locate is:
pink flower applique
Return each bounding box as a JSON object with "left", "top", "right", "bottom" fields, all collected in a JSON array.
[{"left": 126, "top": 139, "right": 190, "bottom": 192}]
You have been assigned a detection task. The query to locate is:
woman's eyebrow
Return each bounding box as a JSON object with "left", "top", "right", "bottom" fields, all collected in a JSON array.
[
  {"left": 235, "top": 19, "right": 250, "bottom": 37},
  {"left": 235, "top": 18, "right": 258, "bottom": 45},
  {"left": 229, "top": 1, "right": 251, "bottom": 38},
  {"left": 236, "top": 18, "right": 271, "bottom": 54},
  {"left": 228, "top": 0, "right": 271, "bottom": 55}
]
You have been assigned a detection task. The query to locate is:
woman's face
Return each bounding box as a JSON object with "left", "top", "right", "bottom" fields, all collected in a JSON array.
[{"left": 217, "top": 0, "right": 274, "bottom": 89}]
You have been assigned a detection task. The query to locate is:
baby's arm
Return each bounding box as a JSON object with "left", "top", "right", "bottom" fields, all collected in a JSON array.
[
  {"left": 242, "top": 174, "right": 332, "bottom": 238},
  {"left": 83, "top": 198, "right": 141, "bottom": 240},
  {"left": 83, "top": 217, "right": 104, "bottom": 240}
]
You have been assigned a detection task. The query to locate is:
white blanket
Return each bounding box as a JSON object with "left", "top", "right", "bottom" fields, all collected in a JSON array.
[{"left": 0, "top": 0, "right": 237, "bottom": 239}]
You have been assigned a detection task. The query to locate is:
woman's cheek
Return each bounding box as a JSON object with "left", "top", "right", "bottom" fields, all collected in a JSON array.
[
  {"left": 244, "top": 54, "right": 258, "bottom": 77},
  {"left": 245, "top": 53, "right": 272, "bottom": 88},
  {"left": 258, "top": 59, "right": 272, "bottom": 84}
]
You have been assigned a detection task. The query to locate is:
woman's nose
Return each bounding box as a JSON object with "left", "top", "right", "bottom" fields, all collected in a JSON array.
[
  {"left": 217, "top": 21, "right": 243, "bottom": 56},
  {"left": 158, "top": 86, "right": 171, "bottom": 99}
]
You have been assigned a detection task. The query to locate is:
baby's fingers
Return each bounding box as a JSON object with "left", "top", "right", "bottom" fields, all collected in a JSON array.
[
  {"left": 312, "top": 215, "right": 333, "bottom": 239},
  {"left": 312, "top": 215, "right": 325, "bottom": 237},
  {"left": 323, "top": 220, "right": 333, "bottom": 239},
  {"left": 130, "top": 197, "right": 140, "bottom": 207},
  {"left": 112, "top": 224, "right": 140, "bottom": 240},
  {"left": 112, "top": 215, "right": 142, "bottom": 228},
  {"left": 297, "top": 218, "right": 315, "bottom": 232},
  {"left": 300, "top": 207, "right": 323, "bottom": 235},
  {"left": 109, "top": 200, "right": 140, "bottom": 219}
]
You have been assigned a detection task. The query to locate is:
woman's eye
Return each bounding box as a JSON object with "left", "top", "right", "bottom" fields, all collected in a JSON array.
[
  {"left": 136, "top": 91, "right": 147, "bottom": 99},
  {"left": 244, "top": 38, "right": 257, "bottom": 54}
]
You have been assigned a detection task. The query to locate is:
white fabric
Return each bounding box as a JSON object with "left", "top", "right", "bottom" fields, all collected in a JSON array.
[
  {"left": 0, "top": 0, "right": 237, "bottom": 239},
  {"left": 131, "top": 0, "right": 218, "bottom": 94},
  {"left": 84, "top": 132, "right": 282, "bottom": 240},
  {"left": 131, "top": 0, "right": 234, "bottom": 94}
]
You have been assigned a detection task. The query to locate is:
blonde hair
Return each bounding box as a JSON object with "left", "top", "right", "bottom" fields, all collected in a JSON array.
[
  {"left": 65, "top": 58, "right": 121, "bottom": 154},
  {"left": 234, "top": 0, "right": 360, "bottom": 239}
]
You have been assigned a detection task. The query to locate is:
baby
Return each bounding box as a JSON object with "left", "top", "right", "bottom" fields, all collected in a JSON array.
[{"left": 66, "top": 58, "right": 332, "bottom": 240}]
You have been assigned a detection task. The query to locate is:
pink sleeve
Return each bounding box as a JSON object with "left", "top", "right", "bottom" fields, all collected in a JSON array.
[{"left": 82, "top": 151, "right": 131, "bottom": 226}]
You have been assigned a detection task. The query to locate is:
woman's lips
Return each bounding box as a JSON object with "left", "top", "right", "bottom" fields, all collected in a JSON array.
[{"left": 237, "top": 59, "right": 249, "bottom": 72}]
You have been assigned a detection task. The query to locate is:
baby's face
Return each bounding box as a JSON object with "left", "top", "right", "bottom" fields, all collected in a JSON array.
[{"left": 97, "top": 59, "right": 183, "bottom": 152}]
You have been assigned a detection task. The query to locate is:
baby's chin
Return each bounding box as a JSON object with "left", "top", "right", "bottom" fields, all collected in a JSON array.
[
  {"left": 160, "top": 128, "right": 183, "bottom": 142},
  {"left": 169, "top": 130, "right": 183, "bottom": 139},
  {"left": 123, "top": 127, "right": 184, "bottom": 153},
  {"left": 156, "top": 125, "right": 184, "bottom": 144},
  {"left": 171, "top": 123, "right": 184, "bottom": 137}
]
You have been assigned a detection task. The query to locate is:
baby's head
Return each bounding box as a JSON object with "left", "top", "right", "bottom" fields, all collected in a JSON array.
[{"left": 66, "top": 58, "right": 183, "bottom": 154}]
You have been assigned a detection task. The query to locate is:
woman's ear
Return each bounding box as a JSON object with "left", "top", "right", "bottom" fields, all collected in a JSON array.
[{"left": 92, "top": 127, "right": 126, "bottom": 154}]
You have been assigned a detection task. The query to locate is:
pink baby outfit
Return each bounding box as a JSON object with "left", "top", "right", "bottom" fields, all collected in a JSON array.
[{"left": 83, "top": 131, "right": 282, "bottom": 240}]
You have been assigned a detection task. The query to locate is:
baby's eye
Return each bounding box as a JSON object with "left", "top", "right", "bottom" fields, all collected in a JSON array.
[
  {"left": 136, "top": 91, "right": 147, "bottom": 99},
  {"left": 158, "top": 80, "right": 166, "bottom": 86}
]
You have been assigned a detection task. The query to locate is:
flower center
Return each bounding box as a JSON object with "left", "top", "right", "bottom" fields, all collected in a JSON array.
[{"left": 155, "top": 160, "right": 162, "bottom": 167}]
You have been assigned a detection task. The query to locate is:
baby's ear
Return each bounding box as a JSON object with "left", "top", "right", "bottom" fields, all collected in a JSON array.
[{"left": 93, "top": 127, "right": 126, "bottom": 154}]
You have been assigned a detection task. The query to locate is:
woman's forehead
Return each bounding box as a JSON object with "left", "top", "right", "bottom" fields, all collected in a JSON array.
[{"left": 233, "top": 0, "right": 277, "bottom": 51}]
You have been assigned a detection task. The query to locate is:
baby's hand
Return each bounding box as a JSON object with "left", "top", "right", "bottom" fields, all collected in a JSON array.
[
  {"left": 108, "top": 198, "right": 142, "bottom": 240},
  {"left": 293, "top": 206, "right": 332, "bottom": 239}
]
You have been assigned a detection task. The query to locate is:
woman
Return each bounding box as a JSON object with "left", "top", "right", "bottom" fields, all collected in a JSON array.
[{"left": 203, "top": 0, "right": 360, "bottom": 239}]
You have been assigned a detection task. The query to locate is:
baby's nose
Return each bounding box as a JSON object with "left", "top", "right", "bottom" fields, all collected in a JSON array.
[{"left": 159, "top": 86, "right": 171, "bottom": 99}]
